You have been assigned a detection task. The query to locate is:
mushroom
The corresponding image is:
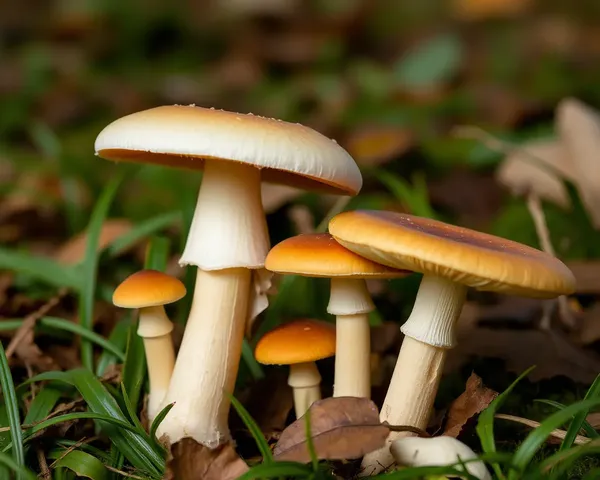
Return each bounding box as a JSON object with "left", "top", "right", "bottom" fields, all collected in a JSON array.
[
  {"left": 95, "top": 105, "right": 362, "bottom": 446},
  {"left": 390, "top": 436, "right": 492, "bottom": 480},
  {"left": 328, "top": 210, "right": 576, "bottom": 474},
  {"left": 254, "top": 319, "right": 336, "bottom": 417},
  {"left": 265, "top": 233, "right": 411, "bottom": 398},
  {"left": 112, "top": 270, "right": 185, "bottom": 421}
]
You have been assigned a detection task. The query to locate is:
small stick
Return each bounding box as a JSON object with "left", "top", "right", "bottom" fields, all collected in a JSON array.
[{"left": 496, "top": 413, "right": 589, "bottom": 445}]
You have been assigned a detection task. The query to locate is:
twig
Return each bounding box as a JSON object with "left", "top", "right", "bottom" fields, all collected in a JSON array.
[
  {"left": 104, "top": 466, "right": 146, "bottom": 479},
  {"left": 525, "top": 193, "right": 576, "bottom": 329},
  {"left": 382, "top": 423, "right": 431, "bottom": 437},
  {"left": 5, "top": 287, "right": 68, "bottom": 359},
  {"left": 495, "top": 414, "right": 589, "bottom": 445},
  {"left": 37, "top": 447, "right": 51, "bottom": 479}
]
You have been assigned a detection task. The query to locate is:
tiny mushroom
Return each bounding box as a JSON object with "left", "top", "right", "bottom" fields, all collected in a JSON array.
[
  {"left": 265, "top": 233, "right": 411, "bottom": 398},
  {"left": 328, "top": 210, "right": 576, "bottom": 474},
  {"left": 255, "top": 319, "right": 336, "bottom": 418},
  {"left": 95, "top": 105, "right": 362, "bottom": 446},
  {"left": 112, "top": 269, "right": 185, "bottom": 421}
]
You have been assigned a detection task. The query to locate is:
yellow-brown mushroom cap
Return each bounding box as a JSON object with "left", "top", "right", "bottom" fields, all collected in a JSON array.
[
  {"left": 329, "top": 210, "right": 576, "bottom": 298},
  {"left": 255, "top": 319, "right": 336, "bottom": 365},
  {"left": 113, "top": 270, "right": 186, "bottom": 308},
  {"left": 265, "top": 233, "right": 412, "bottom": 279},
  {"left": 95, "top": 105, "right": 362, "bottom": 196}
]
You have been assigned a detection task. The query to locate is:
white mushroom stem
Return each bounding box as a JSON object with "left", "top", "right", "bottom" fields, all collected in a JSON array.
[
  {"left": 159, "top": 159, "right": 268, "bottom": 447},
  {"left": 361, "top": 274, "right": 467, "bottom": 475},
  {"left": 390, "top": 436, "right": 492, "bottom": 480},
  {"left": 288, "top": 362, "right": 322, "bottom": 418},
  {"left": 328, "top": 278, "right": 374, "bottom": 398},
  {"left": 137, "top": 305, "right": 175, "bottom": 423}
]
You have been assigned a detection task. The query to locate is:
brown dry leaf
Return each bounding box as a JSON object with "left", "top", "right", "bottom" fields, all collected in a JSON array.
[
  {"left": 163, "top": 438, "right": 249, "bottom": 480},
  {"left": 452, "top": 0, "right": 533, "bottom": 21},
  {"left": 53, "top": 218, "right": 133, "bottom": 264},
  {"left": 443, "top": 373, "right": 498, "bottom": 438},
  {"left": 495, "top": 139, "right": 573, "bottom": 209},
  {"left": 586, "top": 413, "right": 600, "bottom": 429},
  {"left": 446, "top": 325, "right": 600, "bottom": 383},
  {"left": 556, "top": 98, "right": 600, "bottom": 228},
  {"left": 567, "top": 260, "right": 600, "bottom": 294},
  {"left": 574, "top": 302, "right": 600, "bottom": 346},
  {"left": 273, "top": 397, "right": 389, "bottom": 463},
  {"left": 238, "top": 370, "right": 293, "bottom": 436},
  {"left": 345, "top": 126, "right": 413, "bottom": 167}
]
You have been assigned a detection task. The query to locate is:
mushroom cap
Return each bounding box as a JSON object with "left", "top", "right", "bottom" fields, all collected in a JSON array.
[
  {"left": 95, "top": 105, "right": 362, "bottom": 196},
  {"left": 255, "top": 319, "right": 336, "bottom": 365},
  {"left": 265, "top": 233, "right": 411, "bottom": 279},
  {"left": 113, "top": 269, "right": 186, "bottom": 308},
  {"left": 329, "top": 210, "right": 576, "bottom": 298}
]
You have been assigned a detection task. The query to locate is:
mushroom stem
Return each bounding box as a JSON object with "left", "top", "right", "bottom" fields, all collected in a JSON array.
[
  {"left": 329, "top": 278, "right": 374, "bottom": 399},
  {"left": 288, "top": 362, "right": 322, "bottom": 418},
  {"left": 361, "top": 274, "right": 467, "bottom": 475},
  {"left": 158, "top": 268, "right": 251, "bottom": 446},
  {"left": 160, "top": 159, "right": 269, "bottom": 446},
  {"left": 137, "top": 305, "right": 175, "bottom": 423}
]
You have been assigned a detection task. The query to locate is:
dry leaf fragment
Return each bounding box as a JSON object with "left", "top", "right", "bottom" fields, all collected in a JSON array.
[
  {"left": 495, "top": 140, "right": 572, "bottom": 209},
  {"left": 443, "top": 373, "right": 498, "bottom": 438},
  {"left": 346, "top": 126, "right": 413, "bottom": 167},
  {"left": 163, "top": 438, "right": 249, "bottom": 480},
  {"left": 556, "top": 98, "right": 600, "bottom": 228},
  {"left": 54, "top": 218, "right": 134, "bottom": 264},
  {"left": 273, "top": 397, "right": 389, "bottom": 463}
]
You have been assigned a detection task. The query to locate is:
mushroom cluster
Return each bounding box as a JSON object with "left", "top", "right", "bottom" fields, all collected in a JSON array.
[{"left": 100, "top": 106, "right": 575, "bottom": 474}]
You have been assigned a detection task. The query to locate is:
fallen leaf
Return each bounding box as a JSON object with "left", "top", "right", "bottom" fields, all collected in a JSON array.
[
  {"left": 567, "top": 260, "right": 600, "bottom": 294},
  {"left": 586, "top": 413, "right": 600, "bottom": 429},
  {"left": 574, "top": 302, "right": 600, "bottom": 346},
  {"left": 452, "top": 0, "right": 533, "bottom": 21},
  {"left": 237, "top": 370, "right": 293, "bottom": 437},
  {"left": 495, "top": 139, "right": 573, "bottom": 209},
  {"left": 443, "top": 373, "right": 498, "bottom": 438},
  {"left": 273, "top": 397, "right": 389, "bottom": 463},
  {"left": 345, "top": 126, "right": 413, "bottom": 167},
  {"left": 53, "top": 218, "right": 134, "bottom": 264},
  {"left": 556, "top": 98, "right": 600, "bottom": 228},
  {"left": 446, "top": 325, "right": 600, "bottom": 383},
  {"left": 164, "top": 438, "right": 249, "bottom": 480}
]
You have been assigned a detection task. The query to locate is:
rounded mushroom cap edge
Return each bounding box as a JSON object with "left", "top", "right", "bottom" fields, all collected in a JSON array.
[
  {"left": 254, "top": 319, "right": 336, "bottom": 365},
  {"left": 113, "top": 269, "right": 187, "bottom": 308},
  {"left": 329, "top": 210, "right": 576, "bottom": 298},
  {"left": 265, "top": 233, "right": 412, "bottom": 279},
  {"left": 95, "top": 105, "right": 362, "bottom": 196}
]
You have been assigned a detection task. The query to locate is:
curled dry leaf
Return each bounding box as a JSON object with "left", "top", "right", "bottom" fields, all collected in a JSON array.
[
  {"left": 163, "top": 438, "right": 249, "bottom": 480},
  {"left": 273, "top": 396, "right": 389, "bottom": 463},
  {"left": 556, "top": 98, "right": 600, "bottom": 228},
  {"left": 345, "top": 126, "right": 413, "bottom": 167},
  {"left": 53, "top": 218, "right": 133, "bottom": 264},
  {"left": 495, "top": 139, "right": 573, "bottom": 209},
  {"left": 443, "top": 373, "right": 498, "bottom": 438}
]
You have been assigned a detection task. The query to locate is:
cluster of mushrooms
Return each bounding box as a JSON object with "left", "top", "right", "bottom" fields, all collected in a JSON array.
[{"left": 98, "top": 105, "right": 576, "bottom": 475}]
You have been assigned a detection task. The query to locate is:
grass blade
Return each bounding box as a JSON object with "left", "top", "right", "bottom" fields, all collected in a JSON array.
[
  {"left": 96, "top": 318, "right": 131, "bottom": 377},
  {"left": 535, "top": 399, "right": 599, "bottom": 439},
  {"left": 0, "top": 451, "right": 36, "bottom": 480},
  {"left": 228, "top": 393, "right": 272, "bottom": 462},
  {"left": 23, "top": 386, "right": 62, "bottom": 425},
  {"left": 79, "top": 171, "right": 127, "bottom": 370},
  {"left": 241, "top": 339, "right": 264, "bottom": 381},
  {"left": 121, "top": 322, "right": 147, "bottom": 423},
  {"left": 108, "top": 211, "right": 181, "bottom": 258},
  {"left": 143, "top": 235, "right": 170, "bottom": 272},
  {"left": 48, "top": 449, "right": 109, "bottom": 480},
  {"left": 509, "top": 398, "right": 600, "bottom": 479},
  {"left": 237, "top": 461, "right": 313, "bottom": 479},
  {"left": 0, "top": 248, "right": 79, "bottom": 290},
  {"left": 560, "top": 374, "right": 600, "bottom": 450},
  {"left": 149, "top": 403, "right": 174, "bottom": 442},
  {"left": 0, "top": 341, "right": 25, "bottom": 477},
  {"left": 24, "top": 369, "right": 164, "bottom": 477},
  {"left": 476, "top": 366, "right": 535, "bottom": 479}
]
